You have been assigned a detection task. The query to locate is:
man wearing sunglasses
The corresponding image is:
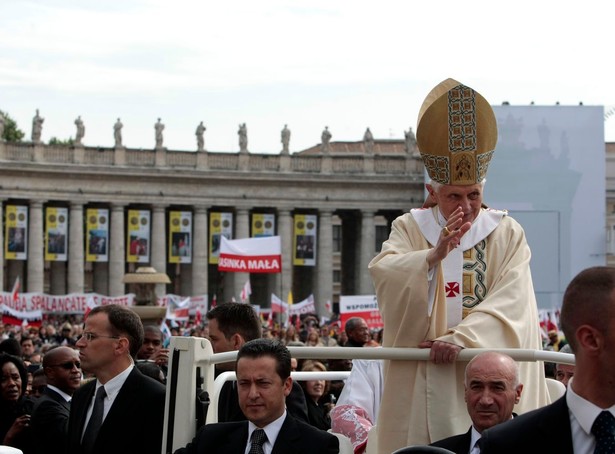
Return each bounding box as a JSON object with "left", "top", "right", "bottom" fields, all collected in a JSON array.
[
  {"left": 29, "top": 345, "right": 82, "bottom": 454},
  {"left": 67, "top": 304, "right": 167, "bottom": 454}
]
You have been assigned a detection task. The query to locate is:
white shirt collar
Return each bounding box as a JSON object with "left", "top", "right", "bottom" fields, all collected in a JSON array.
[{"left": 247, "top": 410, "right": 287, "bottom": 454}]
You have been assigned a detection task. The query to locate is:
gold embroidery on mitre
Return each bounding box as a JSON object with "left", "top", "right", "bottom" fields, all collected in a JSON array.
[{"left": 416, "top": 78, "right": 498, "bottom": 186}]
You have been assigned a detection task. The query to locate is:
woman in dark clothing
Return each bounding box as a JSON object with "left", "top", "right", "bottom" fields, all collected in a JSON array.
[
  {"left": 0, "top": 353, "right": 34, "bottom": 450},
  {"left": 300, "top": 360, "right": 334, "bottom": 431}
]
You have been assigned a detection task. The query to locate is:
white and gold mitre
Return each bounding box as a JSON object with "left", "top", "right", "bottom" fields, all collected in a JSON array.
[{"left": 416, "top": 78, "right": 498, "bottom": 185}]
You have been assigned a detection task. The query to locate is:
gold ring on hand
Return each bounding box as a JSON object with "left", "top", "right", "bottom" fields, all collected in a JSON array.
[{"left": 442, "top": 226, "right": 451, "bottom": 237}]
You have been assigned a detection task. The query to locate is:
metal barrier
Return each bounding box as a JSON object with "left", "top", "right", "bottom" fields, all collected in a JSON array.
[{"left": 161, "top": 336, "right": 575, "bottom": 454}]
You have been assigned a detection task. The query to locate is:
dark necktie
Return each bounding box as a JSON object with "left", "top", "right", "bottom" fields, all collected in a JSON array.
[
  {"left": 249, "top": 428, "right": 267, "bottom": 454},
  {"left": 592, "top": 410, "right": 615, "bottom": 454},
  {"left": 82, "top": 385, "right": 107, "bottom": 454}
]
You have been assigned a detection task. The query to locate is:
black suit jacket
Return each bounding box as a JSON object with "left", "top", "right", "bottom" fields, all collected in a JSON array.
[
  {"left": 30, "top": 387, "right": 71, "bottom": 454},
  {"left": 174, "top": 413, "right": 339, "bottom": 454},
  {"left": 218, "top": 380, "right": 309, "bottom": 424},
  {"left": 430, "top": 428, "right": 472, "bottom": 454},
  {"left": 481, "top": 396, "right": 573, "bottom": 454},
  {"left": 67, "top": 367, "right": 166, "bottom": 454}
]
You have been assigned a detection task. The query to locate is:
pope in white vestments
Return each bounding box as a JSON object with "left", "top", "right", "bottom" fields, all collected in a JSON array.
[{"left": 368, "top": 79, "right": 550, "bottom": 453}]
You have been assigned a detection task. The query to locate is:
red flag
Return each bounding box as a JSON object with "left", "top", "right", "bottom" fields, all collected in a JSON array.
[
  {"left": 195, "top": 307, "right": 202, "bottom": 326},
  {"left": 211, "top": 294, "right": 217, "bottom": 308},
  {"left": 11, "top": 277, "right": 20, "bottom": 303}
]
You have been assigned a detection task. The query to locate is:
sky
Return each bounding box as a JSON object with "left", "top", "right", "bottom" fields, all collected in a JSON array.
[{"left": 1, "top": 0, "right": 614, "bottom": 154}]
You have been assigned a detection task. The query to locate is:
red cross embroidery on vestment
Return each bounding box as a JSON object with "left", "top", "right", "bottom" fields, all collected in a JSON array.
[{"left": 445, "top": 282, "right": 460, "bottom": 297}]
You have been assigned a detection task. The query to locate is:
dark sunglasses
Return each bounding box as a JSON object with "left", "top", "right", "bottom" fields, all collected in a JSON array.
[{"left": 49, "top": 361, "right": 81, "bottom": 370}]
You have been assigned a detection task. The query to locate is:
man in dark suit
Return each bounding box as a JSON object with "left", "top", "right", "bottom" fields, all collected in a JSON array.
[
  {"left": 207, "top": 302, "right": 309, "bottom": 423},
  {"left": 430, "top": 351, "right": 523, "bottom": 453},
  {"left": 174, "top": 338, "right": 339, "bottom": 454},
  {"left": 481, "top": 266, "right": 613, "bottom": 453},
  {"left": 66, "top": 304, "right": 166, "bottom": 454},
  {"left": 30, "top": 345, "right": 82, "bottom": 454}
]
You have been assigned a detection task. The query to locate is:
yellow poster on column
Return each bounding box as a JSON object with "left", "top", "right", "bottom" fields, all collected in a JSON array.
[
  {"left": 45, "top": 207, "right": 68, "bottom": 262},
  {"left": 169, "top": 211, "right": 192, "bottom": 264},
  {"left": 252, "top": 213, "right": 275, "bottom": 237},
  {"left": 5, "top": 205, "right": 28, "bottom": 260},
  {"left": 209, "top": 212, "right": 233, "bottom": 264},
  {"left": 126, "top": 209, "right": 151, "bottom": 263},
  {"left": 86, "top": 208, "right": 109, "bottom": 262},
  {"left": 293, "top": 214, "right": 317, "bottom": 266}
]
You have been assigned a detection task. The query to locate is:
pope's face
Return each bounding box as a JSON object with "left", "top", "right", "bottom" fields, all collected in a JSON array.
[
  {"left": 237, "top": 356, "right": 291, "bottom": 427},
  {"left": 428, "top": 183, "right": 483, "bottom": 224}
]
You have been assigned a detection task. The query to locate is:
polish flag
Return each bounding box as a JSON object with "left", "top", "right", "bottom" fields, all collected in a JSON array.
[
  {"left": 11, "top": 277, "right": 20, "bottom": 303},
  {"left": 240, "top": 279, "right": 252, "bottom": 303},
  {"left": 211, "top": 294, "right": 217, "bottom": 308},
  {"left": 84, "top": 295, "right": 98, "bottom": 319},
  {"left": 218, "top": 236, "right": 281, "bottom": 274}
]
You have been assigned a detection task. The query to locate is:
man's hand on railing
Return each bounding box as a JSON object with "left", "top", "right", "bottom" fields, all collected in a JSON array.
[{"left": 418, "top": 340, "right": 463, "bottom": 364}]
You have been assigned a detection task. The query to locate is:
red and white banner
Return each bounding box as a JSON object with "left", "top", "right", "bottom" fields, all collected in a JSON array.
[
  {"left": 1, "top": 304, "right": 43, "bottom": 327},
  {"left": 165, "top": 295, "right": 191, "bottom": 321},
  {"left": 271, "top": 293, "right": 316, "bottom": 316},
  {"left": 218, "top": 236, "right": 281, "bottom": 273},
  {"left": 1, "top": 292, "right": 208, "bottom": 315},
  {"left": 339, "top": 295, "right": 384, "bottom": 330}
]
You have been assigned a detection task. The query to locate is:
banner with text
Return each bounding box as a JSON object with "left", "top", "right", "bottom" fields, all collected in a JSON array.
[
  {"left": 169, "top": 211, "right": 192, "bottom": 264},
  {"left": 271, "top": 293, "right": 316, "bottom": 316},
  {"left": 252, "top": 213, "right": 275, "bottom": 237},
  {"left": 86, "top": 208, "right": 109, "bottom": 262},
  {"left": 127, "top": 209, "right": 151, "bottom": 263},
  {"left": 293, "top": 214, "right": 317, "bottom": 266},
  {"left": 339, "top": 295, "right": 383, "bottom": 330},
  {"left": 209, "top": 212, "right": 233, "bottom": 264},
  {"left": 219, "top": 236, "right": 281, "bottom": 273},
  {"left": 45, "top": 207, "right": 68, "bottom": 262},
  {"left": 1, "top": 291, "right": 209, "bottom": 315},
  {"left": 5, "top": 205, "right": 28, "bottom": 261}
]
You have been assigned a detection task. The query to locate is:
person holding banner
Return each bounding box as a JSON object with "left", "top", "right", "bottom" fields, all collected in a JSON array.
[{"left": 368, "top": 78, "right": 549, "bottom": 452}]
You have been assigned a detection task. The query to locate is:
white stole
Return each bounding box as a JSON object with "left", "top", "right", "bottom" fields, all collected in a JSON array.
[{"left": 411, "top": 207, "right": 506, "bottom": 327}]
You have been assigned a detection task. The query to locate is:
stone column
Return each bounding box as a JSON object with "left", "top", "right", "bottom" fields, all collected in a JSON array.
[
  {"left": 151, "top": 205, "right": 167, "bottom": 295},
  {"left": 192, "top": 205, "right": 208, "bottom": 297},
  {"left": 109, "top": 203, "right": 126, "bottom": 296},
  {"left": 316, "top": 209, "right": 333, "bottom": 315},
  {"left": 359, "top": 210, "right": 376, "bottom": 294},
  {"left": 27, "top": 200, "right": 45, "bottom": 293},
  {"left": 233, "top": 208, "right": 250, "bottom": 300},
  {"left": 276, "top": 209, "right": 293, "bottom": 306},
  {"left": 68, "top": 202, "right": 85, "bottom": 293}
]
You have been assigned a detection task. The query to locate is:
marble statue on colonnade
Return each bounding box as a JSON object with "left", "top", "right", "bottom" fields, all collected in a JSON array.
[{"left": 196, "top": 121, "right": 206, "bottom": 151}]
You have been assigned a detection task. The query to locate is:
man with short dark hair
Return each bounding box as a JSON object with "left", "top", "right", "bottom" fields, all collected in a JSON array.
[
  {"left": 136, "top": 324, "right": 168, "bottom": 379},
  {"left": 66, "top": 304, "right": 166, "bottom": 454},
  {"left": 343, "top": 317, "right": 370, "bottom": 348},
  {"left": 30, "top": 346, "right": 82, "bottom": 454},
  {"left": 207, "top": 302, "right": 309, "bottom": 423},
  {"left": 481, "top": 266, "right": 615, "bottom": 452},
  {"left": 174, "top": 339, "right": 339, "bottom": 454}
]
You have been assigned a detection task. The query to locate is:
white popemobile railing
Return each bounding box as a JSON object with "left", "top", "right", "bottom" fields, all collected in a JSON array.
[{"left": 161, "top": 336, "right": 576, "bottom": 454}]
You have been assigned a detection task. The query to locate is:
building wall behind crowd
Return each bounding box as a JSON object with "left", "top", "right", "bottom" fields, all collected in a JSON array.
[
  {"left": 0, "top": 106, "right": 611, "bottom": 314},
  {"left": 0, "top": 137, "right": 424, "bottom": 314}
]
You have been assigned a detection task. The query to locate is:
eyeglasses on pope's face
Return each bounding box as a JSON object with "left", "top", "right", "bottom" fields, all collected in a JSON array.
[
  {"left": 48, "top": 361, "right": 81, "bottom": 370},
  {"left": 78, "top": 332, "right": 121, "bottom": 342}
]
